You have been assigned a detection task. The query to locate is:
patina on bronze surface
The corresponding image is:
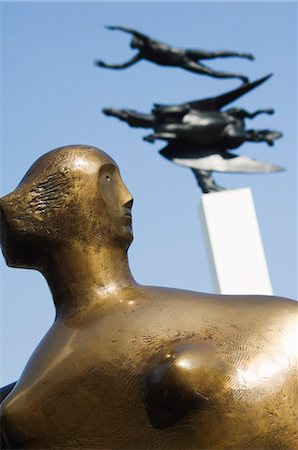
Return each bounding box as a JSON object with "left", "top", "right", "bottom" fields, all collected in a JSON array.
[
  {"left": 95, "top": 26, "right": 253, "bottom": 83},
  {"left": 0, "top": 145, "right": 297, "bottom": 449}
]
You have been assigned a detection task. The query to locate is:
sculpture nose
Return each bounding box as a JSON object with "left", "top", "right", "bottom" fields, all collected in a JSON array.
[
  {"left": 120, "top": 178, "right": 133, "bottom": 210},
  {"left": 124, "top": 198, "right": 133, "bottom": 211}
]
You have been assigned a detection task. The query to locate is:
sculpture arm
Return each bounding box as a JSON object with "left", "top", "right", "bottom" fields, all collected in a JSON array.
[
  {"left": 103, "top": 108, "right": 154, "bottom": 128},
  {"left": 0, "top": 382, "right": 17, "bottom": 403},
  {"left": 106, "top": 26, "right": 150, "bottom": 41},
  {"left": 0, "top": 419, "right": 12, "bottom": 450},
  {"left": 95, "top": 53, "right": 142, "bottom": 69}
]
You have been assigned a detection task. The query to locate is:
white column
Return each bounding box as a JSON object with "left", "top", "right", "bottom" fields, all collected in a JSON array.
[{"left": 200, "top": 188, "right": 273, "bottom": 295}]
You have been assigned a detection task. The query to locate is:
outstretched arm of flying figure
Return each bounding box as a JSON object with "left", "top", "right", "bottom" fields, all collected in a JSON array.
[
  {"left": 106, "top": 26, "right": 151, "bottom": 42},
  {"left": 95, "top": 53, "right": 142, "bottom": 69}
]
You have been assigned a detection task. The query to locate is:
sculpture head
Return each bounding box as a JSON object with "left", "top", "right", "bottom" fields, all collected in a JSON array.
[{"left": 0, "top": 145, "right": 133, "bottom": 269}]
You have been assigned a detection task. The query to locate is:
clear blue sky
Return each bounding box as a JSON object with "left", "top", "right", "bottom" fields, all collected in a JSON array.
[{"left": 1, "top": 1, "right": 297, "bottom": 385}]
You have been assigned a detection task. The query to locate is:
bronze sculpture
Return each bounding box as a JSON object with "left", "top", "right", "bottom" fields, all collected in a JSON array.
[
  {"left": 95, "top": 26, "right": 254, "bottom": 83},
  {"left": 103, "top": 75, "right": 283, "bottom": 193},
  {"left": 0, "top": 145, "right": 297, "bottom": 449}
]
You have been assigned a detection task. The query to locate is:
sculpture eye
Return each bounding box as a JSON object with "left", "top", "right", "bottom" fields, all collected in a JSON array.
[{"left": 106, "top": 175, "right": 111, "bottom": 181}]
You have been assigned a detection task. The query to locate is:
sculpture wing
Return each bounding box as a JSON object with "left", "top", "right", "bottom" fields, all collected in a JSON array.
[
  {"left": 155, "top": 75, "right": 272, "bottom": 115},
  {"left": 187, "top": 74, "right": 272, "bottom": 112},
  {"left": 160, "top": 145, "right": 284, "bottom": 173}
]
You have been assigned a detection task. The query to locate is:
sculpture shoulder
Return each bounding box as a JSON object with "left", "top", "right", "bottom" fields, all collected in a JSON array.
[{"left": 139, "top": 285, "right": 297, "bottom": 318}]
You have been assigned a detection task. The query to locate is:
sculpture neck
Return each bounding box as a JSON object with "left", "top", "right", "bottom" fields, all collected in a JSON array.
[{"left": 41, "top": 240, "right": 136, "bottom": 317}]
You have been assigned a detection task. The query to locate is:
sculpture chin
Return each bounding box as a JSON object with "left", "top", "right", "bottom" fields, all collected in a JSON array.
[
  {"left": 117, "top": 226, "right": 133, "bottom": 251},
  {"left": 0, "top": 203, "right": 42, "bottom": 270},
  {"left": 123, "top": 218, "right": 133, "bottom": 242},
  {"left": 0, "top": 229, "right": 40, "bottom": 270},
  {"left": 0, "top": 230, "right": 26, "bottom": 269},
  {"left": 0, "top": 205, "right": 16, "bottom": 267}
]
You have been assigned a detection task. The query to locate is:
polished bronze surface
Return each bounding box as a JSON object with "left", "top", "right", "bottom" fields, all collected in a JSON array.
[{"left": 0, "top": 145, "right": 297, "bottom": 449}]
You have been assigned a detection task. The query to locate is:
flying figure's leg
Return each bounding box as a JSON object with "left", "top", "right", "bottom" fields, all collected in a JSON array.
[
  {"left": 222, "top": 125, "right": 282, "bottom": 148},
  {"left": 186, "top": 49, "right": 254, "bottom": 61},
  {"left": 192, "top": 169, "right": 226, "bottom": 193},
  {"left": 95, "top": 53, "right": 141, "bottom": 69},
  {"left": 226, "top": 108, "right": 274, "bottom": 120},
  {"left": 181, "top": 60, "right": 249, "bottom": 83},
  {"left": 245, "top": 129, "right": 283, "bottom": 146},
  {"left": 246, "top": 109, "right": 274, "bottom": 119}
]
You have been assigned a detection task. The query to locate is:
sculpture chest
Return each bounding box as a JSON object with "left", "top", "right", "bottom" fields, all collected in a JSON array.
[{"left": 2, "top": 292, "right": 297, "bottom": 449}]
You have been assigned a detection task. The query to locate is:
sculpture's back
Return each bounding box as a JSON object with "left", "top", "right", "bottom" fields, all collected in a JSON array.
[{"left": 1, "top": 146, "right": 297, "bottom": 449}]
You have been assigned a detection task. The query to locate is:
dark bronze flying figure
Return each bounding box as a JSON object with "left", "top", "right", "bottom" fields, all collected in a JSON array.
[
  {"left": 95, "top": 26, "right": 254, "bottom": 83},
  {"left": 103, "top": 75, "right": 283, "bottom": 193}
]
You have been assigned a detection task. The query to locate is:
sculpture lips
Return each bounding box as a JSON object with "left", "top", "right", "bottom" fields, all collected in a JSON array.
[
  {"left": 124, "top": 209, "right": 132, "bottom": 218},
  {"left": 124, "top": 211, "right": 132, "bottom": 225}
]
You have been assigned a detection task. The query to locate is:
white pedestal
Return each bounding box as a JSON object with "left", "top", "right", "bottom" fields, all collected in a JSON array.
[{"left": 200, "top": 188, "right": 273, "bottom": 295}]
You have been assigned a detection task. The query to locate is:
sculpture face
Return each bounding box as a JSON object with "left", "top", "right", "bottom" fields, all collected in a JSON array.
[
  {"left": 0, "top": 145, "right": 133, "bottom": 268},
  {"left": 98, "top": 159, "right": 134, "bottom": 246}
]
